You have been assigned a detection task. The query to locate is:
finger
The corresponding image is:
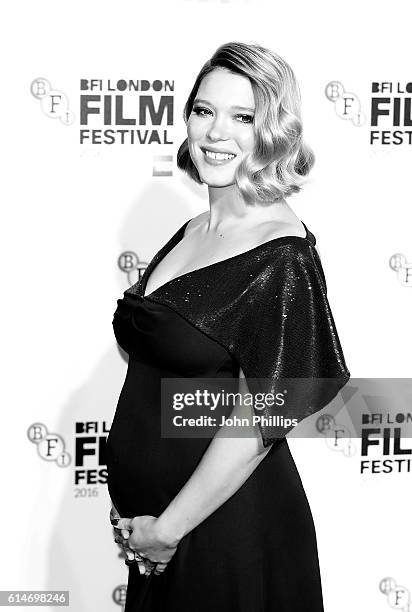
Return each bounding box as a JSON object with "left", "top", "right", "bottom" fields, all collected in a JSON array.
[
  {"left": 153, "top": 563, "right": 168, "bottom": 575},
  {"left": 114, "top": 535, "right": 128, "bottom": 547},
  {"left": 143, "top": 560, "right": 157, "bottom": 577},
  {"left": 115, "top": 517, "right": 133, "bottom": 531},
  {"left": 124, "top": 548, "right": 135, "bottom": 562},
  {"left": 114, "top": 529, "right": 130, "bottom": 541},
  {"left": 113, "top": 525, "right": 131, "bottom": 540},
  {"left": 137, "top": 560, "right": 146, "bottom": 575},
  {"left": 109, "top": 509, "right": 120, "bottom": 521}
]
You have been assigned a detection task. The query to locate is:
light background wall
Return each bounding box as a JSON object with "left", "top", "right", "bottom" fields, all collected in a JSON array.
[{"left": 2, "top": 0, "right": 411, "bottom": 610}]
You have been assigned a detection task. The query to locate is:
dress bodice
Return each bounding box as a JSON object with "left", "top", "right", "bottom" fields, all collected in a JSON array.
[{"left": 113, "top": 291, "right": 238, "bottom": 378}]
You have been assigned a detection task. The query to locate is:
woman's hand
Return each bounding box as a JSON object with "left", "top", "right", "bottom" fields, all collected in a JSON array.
[
  {"left": 110, "top": 504, "right": 148, "bottom": 575},
  {"left": 110, "top": 503, "right": 131, "bottom": 540},
  {"left": 115, "top": 515, "right": 180, "bottom": 576}
]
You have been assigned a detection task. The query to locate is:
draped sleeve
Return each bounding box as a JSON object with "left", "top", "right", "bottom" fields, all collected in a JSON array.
[
  {"left": 232, "top": 243, "right": 351, "bottom": 447},
  {"left": 131, "top": 219, "right": 351, "bottom": 449}
]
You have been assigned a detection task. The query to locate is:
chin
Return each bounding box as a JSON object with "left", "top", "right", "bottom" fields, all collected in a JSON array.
[
  {"left": 199, "top": 170, "right": 237, "bottom": 187},
  {"left": 205, "top": 181, "right": 236, "bottom": 188},
  {"left": 200, "top": 176, "right": 236, "bottom": 188}
]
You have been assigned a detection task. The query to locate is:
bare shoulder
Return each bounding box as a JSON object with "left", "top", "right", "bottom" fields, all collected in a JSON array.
[
  {"left": 183, "top": 212, "right": 307, "bottom": 243},
  {"left": 261, "top": 218, "right": 307, "bottom": 241},
  {"left": 184, "top": 211, "right": 209, "bottom": 236}
]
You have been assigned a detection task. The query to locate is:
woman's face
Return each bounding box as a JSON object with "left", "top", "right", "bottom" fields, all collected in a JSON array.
[{"left": 187, "top": 67, "right": 256, "bottom": 187}]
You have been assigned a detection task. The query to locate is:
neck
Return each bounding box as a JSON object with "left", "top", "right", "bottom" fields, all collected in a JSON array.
[{"left": 206, "top": 184, "right": 289, "bottom": 233}]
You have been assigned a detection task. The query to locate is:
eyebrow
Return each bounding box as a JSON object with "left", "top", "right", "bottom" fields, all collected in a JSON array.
[{"left": 193, "top": 98, "right": 255, "bottom": 112}]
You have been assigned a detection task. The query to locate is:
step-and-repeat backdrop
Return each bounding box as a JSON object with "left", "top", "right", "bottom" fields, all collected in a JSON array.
[{"left": 3, "top": 0, "right": 411, "bottom": 610}]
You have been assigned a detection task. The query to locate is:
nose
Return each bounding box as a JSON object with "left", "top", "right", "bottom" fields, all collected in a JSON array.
[{"left": 206, "top": 115, "right": 230, "bottom": 142}]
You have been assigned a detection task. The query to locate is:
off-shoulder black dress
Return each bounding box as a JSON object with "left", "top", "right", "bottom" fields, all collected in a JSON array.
[{"left": 106, "top": 219, "right": 350, "bottom": 612}]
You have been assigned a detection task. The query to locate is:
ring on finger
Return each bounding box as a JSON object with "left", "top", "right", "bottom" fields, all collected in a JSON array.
[{"left": 145, "top": 561, "right": 157, "bottom": 572}]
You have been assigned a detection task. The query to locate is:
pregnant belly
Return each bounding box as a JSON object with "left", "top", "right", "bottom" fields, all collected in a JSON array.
[{"left": 106, "top": 410, "right": 211, "bottom": 517}]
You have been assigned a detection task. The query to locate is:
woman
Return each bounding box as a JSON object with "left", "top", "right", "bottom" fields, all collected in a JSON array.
[{"left": 106, "top": 41, "right": 350, "bottom": 611}]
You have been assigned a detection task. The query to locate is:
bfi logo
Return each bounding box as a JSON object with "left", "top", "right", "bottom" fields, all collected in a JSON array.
[
  {"left": 27, "top": 423, "right": 71, "bottom": 467},
  {"left": 30, "top": 78, "right": 75, "bottom": 125},
  {"left": 389, "top": 253, "right": 412, "bottom": 287},
  {"left": 380, "top": 577, "right": 410, "bottom": 611},
  {"left": 117, "top": 251, "right": 148, "bottom": 287}
]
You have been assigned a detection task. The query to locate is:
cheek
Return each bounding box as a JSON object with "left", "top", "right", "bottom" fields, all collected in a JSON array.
[
  {"left": 239, "top": 130, "right": 255, "bottom": 153},
  {"left": 187, "top": 118, "right": 204, "bottom": 144}
]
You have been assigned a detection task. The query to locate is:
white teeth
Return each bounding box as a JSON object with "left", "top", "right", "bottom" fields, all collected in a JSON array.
[{"left": 204, "top": 149, "right": 236, "bottom": 161}]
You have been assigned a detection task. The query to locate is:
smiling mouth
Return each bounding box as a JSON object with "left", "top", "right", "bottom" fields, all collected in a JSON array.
[{"left": 202, "top": 148, "right": 237, "bottom": 161}]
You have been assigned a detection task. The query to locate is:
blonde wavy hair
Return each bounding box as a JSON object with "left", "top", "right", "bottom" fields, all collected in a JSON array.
[{"left": 177, "top": 41, "right": 315, "bottom": 205}]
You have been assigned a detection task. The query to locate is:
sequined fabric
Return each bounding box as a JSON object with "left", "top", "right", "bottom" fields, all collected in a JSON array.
[{"left": 122, "top": 220, "right": 350, "bottom": 447}]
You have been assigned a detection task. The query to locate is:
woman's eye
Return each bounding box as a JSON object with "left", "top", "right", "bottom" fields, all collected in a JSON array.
[
  {"left": 192, "top": 107, "right": 254, "bottom": 124},
  {"left": 237, "top": 114, "right": 254, "bottom": 124},
  {"left": 192, "top": 106, "right": 212, "bottom": 117}
]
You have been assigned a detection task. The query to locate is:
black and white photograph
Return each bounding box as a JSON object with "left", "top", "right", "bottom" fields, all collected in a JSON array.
[{"left": 2, "top": 1, "right": 412, "bottom": 611}]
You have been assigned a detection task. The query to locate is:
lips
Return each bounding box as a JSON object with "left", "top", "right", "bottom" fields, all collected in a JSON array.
[
  {"left": 201, "top": 147, "right": 237, "bottom": 156},
  {"left": 201, "top": 149, "right": 237, "bottom": 166}
]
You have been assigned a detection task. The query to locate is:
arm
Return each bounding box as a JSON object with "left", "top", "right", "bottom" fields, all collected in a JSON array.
[{"left": 155, "top": 367, "right": 272, "bottom": 546}]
